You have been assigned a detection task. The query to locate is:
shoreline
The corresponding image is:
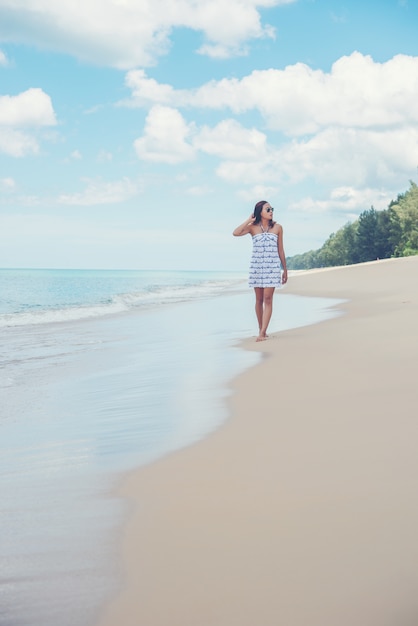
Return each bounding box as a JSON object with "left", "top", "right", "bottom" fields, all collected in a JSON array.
[
  {"left": 1, "top": 275, "right": 339, "bottom": 626},
  {"left": 98, "top": 256, "right": 418, "bottom": 626}
]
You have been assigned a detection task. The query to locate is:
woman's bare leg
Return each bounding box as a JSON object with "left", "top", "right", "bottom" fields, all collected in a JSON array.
[
  {"left": 254, "top": 288, "right": 264, "bottom": 335},
  {"left": 257, "top": 287, "right": 275, "bottom": 341}
]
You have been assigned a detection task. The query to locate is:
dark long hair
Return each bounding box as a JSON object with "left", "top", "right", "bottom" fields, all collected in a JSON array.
[{"left": 253, "top": 200, "right": 274, "bottom": 227}]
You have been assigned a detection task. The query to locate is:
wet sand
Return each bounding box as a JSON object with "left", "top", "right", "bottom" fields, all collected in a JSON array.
[{"left": 98, "top": 256, "right": 418, "bottom": 626}]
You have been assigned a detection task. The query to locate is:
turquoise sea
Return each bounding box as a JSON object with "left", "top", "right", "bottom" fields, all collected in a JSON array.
[{"left": 0, "top": 268, "right": 342, "bottom": 626}]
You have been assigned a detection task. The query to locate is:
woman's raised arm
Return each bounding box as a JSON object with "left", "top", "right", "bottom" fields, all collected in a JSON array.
[{"left": 233, "top": 214, "right": 256, "bottom": 236}]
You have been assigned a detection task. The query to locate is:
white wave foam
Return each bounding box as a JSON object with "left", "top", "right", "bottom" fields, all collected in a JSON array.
[{"left": 0, "top": 277, "right": 245, "bottom": 328}]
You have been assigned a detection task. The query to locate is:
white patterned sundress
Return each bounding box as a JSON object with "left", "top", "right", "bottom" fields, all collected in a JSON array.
[{"left": 248, "top": 225, "right": 282, "bottom": 288}]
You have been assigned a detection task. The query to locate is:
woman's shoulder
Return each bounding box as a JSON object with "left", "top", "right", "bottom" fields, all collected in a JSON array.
[{"left": 271, "top": 221, "right": 282, "bottom": 233}]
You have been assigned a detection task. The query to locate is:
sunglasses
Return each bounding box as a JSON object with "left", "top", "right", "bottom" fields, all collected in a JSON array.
[{"left": 266, "top": 207, "right": 274, "bottom": 213}]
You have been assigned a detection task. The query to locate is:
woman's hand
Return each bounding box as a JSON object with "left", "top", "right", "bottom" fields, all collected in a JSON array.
[
  {"left": 233, "top": 214, "right": 256, "bottom": 236},
  {"left": 281, "top": 268, "right": 288, "bottom": 284}
]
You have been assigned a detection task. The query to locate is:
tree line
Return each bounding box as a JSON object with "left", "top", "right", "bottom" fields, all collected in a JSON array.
[{"left": 287, "top": 181, "right": 418, "bottom": 270}]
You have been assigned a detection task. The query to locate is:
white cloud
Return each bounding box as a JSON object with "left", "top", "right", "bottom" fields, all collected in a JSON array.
[
  {"left": 0, "top": 128, "right": 39, "bottom": 156},
  {"left": 127, "top": 53, "right": 418, "bottom": 205},
  {"left": 289, "top": 187, "right": 395, "bottom": 215},
  {"left": 0, "top": 88, "right": 56, "bottom": 126},
  {"left": 216, "top": 159, "right": 272, "bottom": 185},
  {"left": 0, "top": 0, "right": 295, "bottom": 69},
  {"left": 58, "top": 177, "right": 139, "bottom": 206},
  {"left": 214, "top": 125, "right": 418, "bottom": 191},
  {"left": 0, "top": 177, "right": 16, "bottom": 191},
  {"left": 237, "top": 184, "right": 279, "bottom": 203},
  {"left": 277, "top": 126, "right": 418, "bottom": 187},
  {"left": 133, "top": 111, "right": 417, "bottom": 195},
  {"left": 191, "top": 0, "right": 277, "bottom": 58},
  {"left": 123, "top": 70, "right": 176, "bottom": 107},
  {"left": 195, "top": 119, "right": 267, "bottom": 160},
  {"left": 134, "top": 105, "right": 196, "bottom": 164},
  {"left": 134, "top": 112, "right": 267, "bottom": 167},
  {"left": 0, "top": 88, "right": 56, "bottom": 156},
  {"left": 124, "top": 53, "right": 418, "bottom": 134},
  {"left": 0, "top": 48, "right": 8, "bottom": 65}
]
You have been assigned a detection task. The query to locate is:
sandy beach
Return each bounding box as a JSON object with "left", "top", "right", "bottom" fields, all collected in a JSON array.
[{"left": 98, "top": 256, "right": 418, "bottom": 626}]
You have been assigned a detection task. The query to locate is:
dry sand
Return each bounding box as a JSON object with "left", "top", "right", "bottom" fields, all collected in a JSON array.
[{"left": 98, "top": 256, "right": 418, "bottom": 626}]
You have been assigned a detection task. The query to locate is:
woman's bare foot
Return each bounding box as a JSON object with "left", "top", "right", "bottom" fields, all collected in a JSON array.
[{"left": 256, "top": 334, "right": 267, "bottom": 342}]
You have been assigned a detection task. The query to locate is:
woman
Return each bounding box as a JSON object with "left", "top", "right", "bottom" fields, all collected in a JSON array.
[{"left": 233, "top": 200, "right": 288, "bottom": 342}]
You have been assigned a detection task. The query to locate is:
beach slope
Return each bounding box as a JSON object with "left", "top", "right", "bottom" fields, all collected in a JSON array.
[{"left": 98, "top": 256, "right": 418, "bottom": 626}]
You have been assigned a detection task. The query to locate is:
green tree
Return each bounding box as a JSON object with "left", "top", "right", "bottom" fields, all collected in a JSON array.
[
  {"left": 391, "top": 181, "right": 418, "bottom": 256},
  {"left": 356, "top": 207, "right": 379, "bottom": 262},
  {"left": 286, "top": 181, "right": 418, "bottom": 269},
  {"left": 387, "top": 206, "right": 403, "bottom": 255}
]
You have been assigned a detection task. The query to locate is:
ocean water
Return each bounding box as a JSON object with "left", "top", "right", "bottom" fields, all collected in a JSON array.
[
  {"left": 0, "top": 268, "right": 247, "bottom": 326},
  {"left": 0, "top": 269, "right": 342, "bottom": 626}
]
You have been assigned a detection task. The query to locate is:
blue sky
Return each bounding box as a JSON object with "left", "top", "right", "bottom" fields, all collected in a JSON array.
[{"left": 1, "top": 0, "right": 417, "bottom": 270}]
